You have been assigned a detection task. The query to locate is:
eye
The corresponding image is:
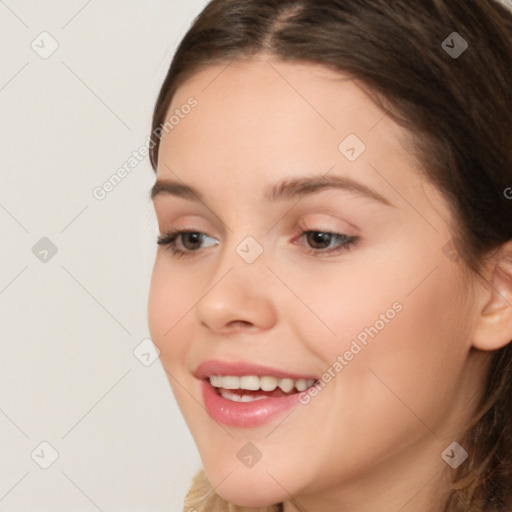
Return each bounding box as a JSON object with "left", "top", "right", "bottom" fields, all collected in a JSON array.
[
  {"left": 297, "top": 230, "right": 359, "bottom": 257},
  {"left": 156, "top": 230, "right": 218, "bottom": 258},
  {"left": 156, "top": 228, "right": 359, "bottom": 259}
]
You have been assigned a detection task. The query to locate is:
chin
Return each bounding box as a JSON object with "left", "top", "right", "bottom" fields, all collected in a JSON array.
[{"left": 202, "top": 464, "right": 289, "bottom": 508}]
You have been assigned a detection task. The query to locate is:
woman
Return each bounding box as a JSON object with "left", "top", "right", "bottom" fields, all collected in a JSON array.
[{"left": 147, "top": 1, "right": 512, "bottom": 510}]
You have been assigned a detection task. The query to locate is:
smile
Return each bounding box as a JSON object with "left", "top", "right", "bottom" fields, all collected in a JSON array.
[
  {"left": 195, "top": 360, "right": 319, "bottom": 427},
  {"left": 209, "top": 375, "right": 317, "bottom": 401}
]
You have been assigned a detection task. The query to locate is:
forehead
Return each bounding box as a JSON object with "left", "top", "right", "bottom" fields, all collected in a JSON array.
[
  {"left": 167, "top": 57, "right": 386, "bottom": 136},
  {"left": 159, "top": 58, "right": 404, "bottom": 164},
  {"left": 155, "top": 58, "right": 446, "bottom": 219}
]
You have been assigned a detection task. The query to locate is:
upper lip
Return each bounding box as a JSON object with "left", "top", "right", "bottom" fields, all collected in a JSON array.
[{"left": 194, "top": 359, "right": 319, "bottom": 381}]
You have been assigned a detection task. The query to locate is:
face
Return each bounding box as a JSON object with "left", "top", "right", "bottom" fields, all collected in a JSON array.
[{"left": 148, "top": 57, "right": 488, "bottom": 510}]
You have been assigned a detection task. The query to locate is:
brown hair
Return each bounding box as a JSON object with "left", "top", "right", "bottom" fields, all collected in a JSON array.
[{"left": 149, "top": 1, "right": 512, "bottom": 510}]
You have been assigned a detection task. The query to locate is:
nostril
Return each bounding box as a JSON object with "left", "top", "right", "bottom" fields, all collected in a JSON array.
[{"left": 228, "top": 320, "right": 253, "bottom": 328}]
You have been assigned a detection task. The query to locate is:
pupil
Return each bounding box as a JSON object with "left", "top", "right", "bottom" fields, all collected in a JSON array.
[
  {"left": 184, "top": 233, "right": 201, "bottom": 249},
  {"left": 308, "top": 232, "right": 331, "bottom": 249}
]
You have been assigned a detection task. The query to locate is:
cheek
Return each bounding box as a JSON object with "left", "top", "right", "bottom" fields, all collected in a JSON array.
[
  {"left": 295, "top": 228, "right": 468, "bottom": 367},
  {"left": 290, "top": 239, "right": 471, "bottom": 429},
  {"left": 147, "top": 258, "right": 195, "bottom": 365},
  {"left": 324, "top": 255, "right": 470, "bottom": 439},
  {"left": 269, "top": 261, "right": 472, "bottom": 491},
  {"left": 370, "top": 260, "right": 470, "bottom": 398}
]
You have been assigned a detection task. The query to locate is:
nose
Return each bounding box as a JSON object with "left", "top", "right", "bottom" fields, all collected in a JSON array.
[{"left": 194, "top": 245, "right": 278, "bottom": 335}]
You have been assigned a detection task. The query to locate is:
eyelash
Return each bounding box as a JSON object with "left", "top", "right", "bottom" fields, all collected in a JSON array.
[{"left": 156, "top": 227, "right": 359, "bottom": 259}]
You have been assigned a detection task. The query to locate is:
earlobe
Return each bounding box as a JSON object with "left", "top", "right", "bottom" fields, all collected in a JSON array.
[{"left": 471, "top": 242, "right": 512, "bottom": 352}]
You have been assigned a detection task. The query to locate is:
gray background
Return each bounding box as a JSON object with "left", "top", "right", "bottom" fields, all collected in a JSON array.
[
  {"left": 0, "top": 1, "right": 207, "bottom": 511},
  {"left": 2, "top": 1, "right": 512, "bottom": 511}
]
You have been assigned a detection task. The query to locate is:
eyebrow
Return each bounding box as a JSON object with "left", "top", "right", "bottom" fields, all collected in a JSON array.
[{"left": 150, "top": 174, "right": 393, "bottom": 207}]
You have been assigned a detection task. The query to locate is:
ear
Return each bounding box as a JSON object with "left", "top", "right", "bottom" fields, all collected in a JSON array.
[{"left": 471, "top": 240, "right": 512, "bottom": 351}]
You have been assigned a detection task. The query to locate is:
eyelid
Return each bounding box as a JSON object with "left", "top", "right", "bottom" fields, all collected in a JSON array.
[
  {"left": 299, "top": 214, "right": 359, "bottom": 239},
  {"left": 300, "top": 209, "right": 360, "bottom": 232},
  {"left": 157, "top": 226, "right": 359, "bottom": 260},
  {"left": 155, "top": 210, "right": 225, "bottom": 236}
]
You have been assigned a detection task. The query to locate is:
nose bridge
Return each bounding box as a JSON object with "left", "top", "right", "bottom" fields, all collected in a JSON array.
[
  {"left": 194, "top": 229, "right": 277, "bottom": 333},
  {"left": 214, "top": 208, "right": 270, "bottom": 277},
  {"left": 221, "top": 222, "right": 273, "bottom": 285}
]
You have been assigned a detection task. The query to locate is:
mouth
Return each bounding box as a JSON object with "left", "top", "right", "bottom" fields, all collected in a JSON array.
[
  {"left": 208, "top": 375, "right": 318, "bottom": 402},
  {"left": 195, "top": 360, "right": 319, "bottom": 427}
]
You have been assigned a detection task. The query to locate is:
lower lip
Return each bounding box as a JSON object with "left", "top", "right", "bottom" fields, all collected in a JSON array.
[{"left": 201, "top": 379, "right": 303, "bottom": 428}]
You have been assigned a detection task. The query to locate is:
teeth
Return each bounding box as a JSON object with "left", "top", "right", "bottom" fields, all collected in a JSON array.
[
  {"left": 210, "top": 375, "right": 239, "bottom": 389},
  {"left": 279, "top": 378, "right": 295, "bottom": 393},
  {"left": 209, "top": 375, "right": 315, "bottom": 394},
  {"left": 295, "top": 379, "right": 308, "bottom": 392},
  {"left": 260, "top": 376, "right": 278, "bottom": 391},
  {"left": 219, "top": 389, "right": 269, "bottom": 402},
  {"left": 240, "top": 375, "right": 260, "bottom": 391}
]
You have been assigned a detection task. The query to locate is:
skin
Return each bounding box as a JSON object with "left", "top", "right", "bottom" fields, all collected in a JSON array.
[{"left": 147, "top": 57, "right": 511, "bottom": 512}]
